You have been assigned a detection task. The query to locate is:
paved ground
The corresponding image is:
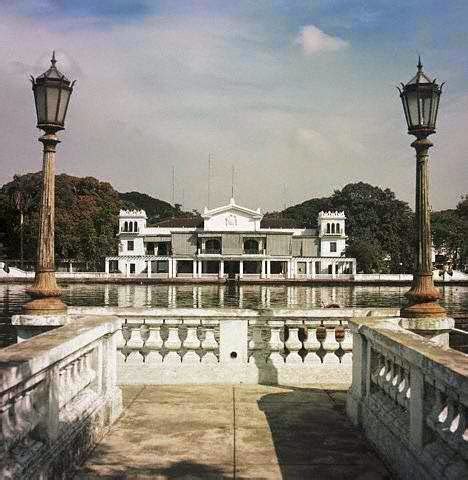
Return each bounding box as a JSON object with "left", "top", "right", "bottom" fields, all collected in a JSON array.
[{"left": 77, "top": 384, "right": 392, "bottom": 480}]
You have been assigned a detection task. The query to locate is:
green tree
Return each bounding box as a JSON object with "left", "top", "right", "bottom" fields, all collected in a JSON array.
[{"left": 431, "top": 209, "right": 465, "bottom": 269}]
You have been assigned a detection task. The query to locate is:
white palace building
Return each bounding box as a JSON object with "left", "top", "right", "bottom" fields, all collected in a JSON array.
[{"left": 105, "top": 198, "right": 356, "bottom": 280}]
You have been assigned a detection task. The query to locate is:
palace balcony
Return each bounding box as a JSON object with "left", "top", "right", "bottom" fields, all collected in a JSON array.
[{"left": 2, "top": 308, "right": 467, "bottom": 479}]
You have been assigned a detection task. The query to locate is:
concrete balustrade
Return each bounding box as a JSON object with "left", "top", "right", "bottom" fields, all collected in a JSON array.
[
  {"left": 0, "top": 316, "right": 122, "bottom": 479},
  {"left": 346, "top": 316, "right": 468, "bottom": 480},
  {"left": 116, "top": 315, "right": 356, "bottom": 385}
]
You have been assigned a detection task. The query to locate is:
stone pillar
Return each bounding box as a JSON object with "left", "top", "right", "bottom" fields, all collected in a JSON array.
[
  {"left": 331, "top": 261, "right": 336, "bottom": 279},
  {"left": 219, "top": 260, "right": 224, "bottom": 279},
  {"left": 239, "top": 260, "right": 243, "bottom": 279},
  {"left": 23, "top": 133, "right": 66, "bottom": 313},
  {"left": 261, "top": 260, "right": 265, "bottom": 279},
  {"left": 125, "top": 263, "right": 130, "bottom": 278},
  {"left": 69, "top": 261, "right": 73, "bottom": 273},
  {"left": 311, "top": 260, "right": 316, "bottom": 278},
  {"left": 305, "top": 261, "right": 310, "bottom": 279},
  {"left": 147, "top": 260, "right": 152, "bottom": 278},
  {"left": 193, "top": 260, "right": 197, "bottom": 278},
  {"left": 105, "top": 260, "right": 109, "bottom": 274},
  {"left": 266, "top": 260, "right": 271, "bottom": 279},
  {"left": 173, "top": 259, "right": 177, "bottom": 278},
  {"left": 352, "top": 260, "right": 357, "bottom": 275}
]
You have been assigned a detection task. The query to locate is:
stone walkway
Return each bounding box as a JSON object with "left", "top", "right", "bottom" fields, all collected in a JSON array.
[{"left": 77, "top": 384, "right": 392, "bottom": 480}]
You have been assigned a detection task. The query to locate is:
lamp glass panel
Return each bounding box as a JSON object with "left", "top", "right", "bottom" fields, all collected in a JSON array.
[
  {"left": 406, "top": 90, "right": 419, "bottom": 128},
  {"left": 46, "top": 84, "right": 60, "bottom": 124},
  {"left": 430, "top": 93, "right": 440, "bottom": 127},
  {"left": 419, "top": 89, "right": 433, "bottom": 127},
  {"left": 34, "top": 85, "right": 47, "bottom": 125},
  {"left": 57, "top": 88, "right": 71, "bottom": 125}
]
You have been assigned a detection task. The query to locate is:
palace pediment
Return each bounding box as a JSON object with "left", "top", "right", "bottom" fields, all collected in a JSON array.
[{"left": 202, "top": 198, "right": 262, "bottom": 231}]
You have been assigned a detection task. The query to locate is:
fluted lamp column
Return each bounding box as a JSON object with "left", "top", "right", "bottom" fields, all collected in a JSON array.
[
  {"left": 23, "top": 52, "right": 75, "bottom": 314},
  {"left": 397, "top": 58, "right": 446, "bottom": 319}
]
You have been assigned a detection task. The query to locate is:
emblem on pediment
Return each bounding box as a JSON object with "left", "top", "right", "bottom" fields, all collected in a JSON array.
[{"left": 225, "top": 214, "right": 237, "bottom": 227}]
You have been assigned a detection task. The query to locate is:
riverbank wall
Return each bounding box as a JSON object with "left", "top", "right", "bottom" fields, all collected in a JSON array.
[{"left": 1, "top": 273, "right": 467, "bottom": 286}]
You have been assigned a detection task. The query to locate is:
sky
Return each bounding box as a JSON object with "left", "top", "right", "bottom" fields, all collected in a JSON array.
[{"left": 0, "top": 1, "right": 467, "bottom": 212}]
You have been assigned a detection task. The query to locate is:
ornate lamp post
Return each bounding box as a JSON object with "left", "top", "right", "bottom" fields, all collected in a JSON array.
[
  {"left": 397, "top": 58, "right": 446, "bottom": 318},
  {"left": 23, "top": 52, "right": 75, "bottom": 313}
]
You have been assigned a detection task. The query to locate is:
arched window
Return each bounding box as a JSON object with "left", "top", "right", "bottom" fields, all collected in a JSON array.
[
  {"left": 205, "top": 239, "right": 221, "bottom": 253},
  {"left": 336, "top": 223, "right": 340, "bottom": 233},
  {"left": 124, "top": 221, "right": 128, "bottom": 232},
  {"left": 244, "top": 239, "right": 259, "bottom": 254},
  {"left": 129, "top": 222, "right": 133, "bottom": 232},
  {"left": 326, "top": 223, "right": 330, "bottom": 234},
  {"left": 134, "top": 221, "right": 138, "bottom": 232},
  {"left": 331, "top": 223, "right": 335, "bottom": 234}
]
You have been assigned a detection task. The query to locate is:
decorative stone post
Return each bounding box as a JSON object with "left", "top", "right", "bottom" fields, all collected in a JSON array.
[{"left": 23, "top": 53, "right": 74, "bottom": 314}]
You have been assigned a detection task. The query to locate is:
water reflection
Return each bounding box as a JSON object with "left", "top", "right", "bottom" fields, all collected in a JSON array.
[{"left": 0, "top": 282, "right": 467, "bottom": 347}]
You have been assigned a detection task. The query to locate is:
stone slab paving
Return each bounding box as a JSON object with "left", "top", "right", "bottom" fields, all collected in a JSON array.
[{"left": 77, "top": 384, "right": 392, "bottom": 480}]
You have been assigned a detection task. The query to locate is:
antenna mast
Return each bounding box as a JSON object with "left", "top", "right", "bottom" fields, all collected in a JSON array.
[
  {"left": 231, "top": 165, "right": 235, "bottom": 199},
  {"left": 207, "top": 153, "right": 212, "bottom": 209},
  {"left": 171, "top": 165, "right": 175, "bottom": 205}
]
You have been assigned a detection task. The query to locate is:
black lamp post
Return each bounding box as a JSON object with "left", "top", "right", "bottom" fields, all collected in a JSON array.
[
  {"left": 23, "top": 52, "right": 75, "bottom": 313},
  {"left": 397, "top": 58, "right": 446, "bottom": 318}
]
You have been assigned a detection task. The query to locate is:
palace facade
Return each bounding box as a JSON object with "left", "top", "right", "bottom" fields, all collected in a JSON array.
[{"left": 105, "top": 198, "right": 356, "bottom": 279}]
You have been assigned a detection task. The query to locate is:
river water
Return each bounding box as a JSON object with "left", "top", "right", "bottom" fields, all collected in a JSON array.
[{"left": 1, "top": 283, "right": 467, "bottom": 348}]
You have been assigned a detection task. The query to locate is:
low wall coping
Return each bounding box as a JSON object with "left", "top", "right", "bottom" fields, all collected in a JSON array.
[
  {"left": 349, "top": 317, "right": 468, "bottom": 391},
  {"left": 0, "top": 316, "right": 121, "bottom": 392}
]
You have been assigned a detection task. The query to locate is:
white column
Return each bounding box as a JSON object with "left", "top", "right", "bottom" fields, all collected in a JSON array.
[
  {"left": 198, "top": 260, "right": 202, "bottom": 278},
  {"left": 305, "top": 261, "right": 310, "bottom": 279},
  {"left": 125, "top": 263, "right": 130, "bottom": 278},
  {"left": 332, "top": 261, "right": 336, "bottom": 279},
  {"left": 219, "top": 260, "right": 224, "bottom": 279},
  {"left": 173, "top": 259, "right": 177, "bottom": 278},
  {"left": 147, "top": 260, "right": 152, "bottom": 278},
  {"left": 266, "top": 260, "right": 271, "bottom": 279},
  {"left": 105, "top": 260, "right": 109, "bottom": 274},
  {"left": 69, "top": 261, "right": 73, "bottom": 273},
  {"left": 352, "top": 260, "right": 357, "bottom": 275},
  {"left": 239, "top": 260, "right": 244, "bottom": 279},
  {"left": 287, "top": 260, "right": 292, "bottom": 279},
  {"left": 311, "top": 260, "right": 316, "bottom": 278},
  {"left": 261, "top": 260, "right": 266, "bottom": 279},
  {"left": 193, "top": 260, "right": 197, "bottom": 278},
  {"left": 168, "top": 259, "right": 173, "bottom": 278}
]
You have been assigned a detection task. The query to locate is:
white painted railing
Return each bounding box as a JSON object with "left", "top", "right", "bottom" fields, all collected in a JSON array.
[
  {"left": 0, "top": 316, "right": 122, "bottom": 479},
  {"left": 347, "top": 317, "right": 468, "bottom": 480}
]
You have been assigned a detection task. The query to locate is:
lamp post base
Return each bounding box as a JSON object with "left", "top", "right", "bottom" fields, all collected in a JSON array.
[
  {"left": 23, "top": 271, "right": 67, "bottom": 314},
  {"left": 402, "top": 273, "right": 447, "bottom": 318},
  {"left": 400, "top": 301, "right": 447, "bottom": 318}
]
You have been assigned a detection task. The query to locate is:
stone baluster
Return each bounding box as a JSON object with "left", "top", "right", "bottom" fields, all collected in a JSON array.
[
  {"left": 284, "top": 321, "right": 302, "bottom": 364},
  {"left": 267, "top": 320, "right": 285, "bottom": 366},
  {"left": 144, "top": 320, "right": 164, "bottom": 363},
  {"left": 396, "top": 367, "right": 410, "bottom": 409},
  {"left": 139, "top": 320, "right": 150, "bottom": 362},
  {"left": 321, "top": 327, "right": 340, "bottom": 365},
  {"left": 303, "top": 322, "right": 321, "bottom": 364},
  {"left": 183, "top": 319, "right": 201, "bottom": 363},
  {"left": 164, "top": 319, "right": 182, "bottom": 364},
  {"left": 340, "top": 329, "right": 353, "bottom": 365},
  {"left": 248, "top": 320, "right": 266, "bottom": 364},
  {"left": 201, "top": 319, "right": 219, "bottom": 364}
]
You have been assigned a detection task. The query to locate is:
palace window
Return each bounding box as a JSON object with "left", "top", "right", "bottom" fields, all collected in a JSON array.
[
  {"left": 244, "top": 239, "right": 259, "bottom": 254},
  {"left": 326, "top": 223, "right": 331, "bottom": 234},
  {"left": 330, "top": 242, "right": 337, "bottom": 253},
  {"left": 127, "top": 240, "right": 134, "bottom": 251},
  {"left": 336, "top": 223, "right": 340, "bottom": 233}
]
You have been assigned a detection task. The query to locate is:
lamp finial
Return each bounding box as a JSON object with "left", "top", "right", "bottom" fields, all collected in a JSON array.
[
  {"left": 417, "top": 55, "right": 423, "bottom": 71},
  {"left": 51, "top": 50, "right": 57, "bottom": 67}
]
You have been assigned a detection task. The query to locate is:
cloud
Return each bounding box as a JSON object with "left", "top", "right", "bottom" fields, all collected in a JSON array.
[{"left": 295, "top": 25, "right": 349, "bottom": 55}]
